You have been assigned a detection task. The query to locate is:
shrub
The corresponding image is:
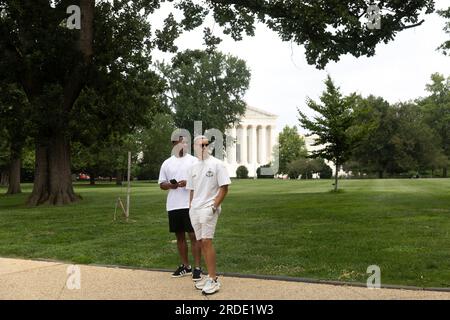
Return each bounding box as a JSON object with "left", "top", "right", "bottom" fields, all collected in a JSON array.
[
  {"left": 236, "top": 165, "right": 249, "bottom": 179},
  {"left": 287, "top": 158, "right": 308, "bottom": 179}
]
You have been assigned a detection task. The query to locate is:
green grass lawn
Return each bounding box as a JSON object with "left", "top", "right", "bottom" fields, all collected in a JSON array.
[{"left": 0, "top": 179, "right": 449, "bottom": 288}]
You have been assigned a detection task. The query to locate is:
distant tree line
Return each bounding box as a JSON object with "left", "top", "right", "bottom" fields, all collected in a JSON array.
[{"left": 297, "top": 73, "right": 449, "bottom": 191}]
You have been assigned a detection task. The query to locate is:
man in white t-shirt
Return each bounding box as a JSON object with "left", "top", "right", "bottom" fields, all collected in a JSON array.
[
  {"left": 158, "top": 136, "right": 202, "bottom": 281},
  {"left": 187, "top": 135, "right": 231, "bottom": 295}
]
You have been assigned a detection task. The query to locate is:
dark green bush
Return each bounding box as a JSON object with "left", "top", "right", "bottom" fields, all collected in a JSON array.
[{"left": 236, "top": 165, "right": 249, "bottom": 179}]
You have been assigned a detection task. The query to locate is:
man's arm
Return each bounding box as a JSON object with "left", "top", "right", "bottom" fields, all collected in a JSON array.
[
  {"left": 158, "top": 162, "right": 175, "bottom": 190},
  {"left": 189, "top": 190, "right": 194, "bottom": 208},
  {"left": 160, "top": 182, "right": 178, "bottom": 190},
  {"left": 213, "top": 185, "right": 229, "bottom": 209}
]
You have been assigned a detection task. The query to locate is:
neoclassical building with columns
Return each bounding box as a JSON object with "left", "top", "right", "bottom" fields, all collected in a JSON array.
[{"left": 224, "top": 105, "right": 278, "bottom": 178}]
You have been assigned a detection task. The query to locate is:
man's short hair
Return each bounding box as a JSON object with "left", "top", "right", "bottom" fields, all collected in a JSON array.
[{"left": 193, "top": 135, "right": 208, "bottom": 144}]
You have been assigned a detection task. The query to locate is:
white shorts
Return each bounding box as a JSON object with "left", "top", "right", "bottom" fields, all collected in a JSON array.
[{"left": 189, "top": 206, "right": 221, "bottom": 240}]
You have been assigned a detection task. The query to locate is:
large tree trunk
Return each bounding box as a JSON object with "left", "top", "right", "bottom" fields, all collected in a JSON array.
[
  {"left": 0, "top": 170, "right": 9, "bottom": 186},
  {"left": 6, "top": 154, "right": 21, "bottom": 195},
  {"left": 28, "top": 144, "right": 49, "bottom": 205},
  {"left": 27, "top": 135, "right": 81, "bottom": 206},
  {"left": 24, "top": 0, "right": 94, "bottom": 206}
]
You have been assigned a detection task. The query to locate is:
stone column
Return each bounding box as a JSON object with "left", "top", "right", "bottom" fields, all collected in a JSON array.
[
  {"left": 266, "top": 125, "right": 272, "bottom": 162},
  {"left": 259, "top": 126, "right": 266, "bottom": 165},
  {"left": 241, "top": 126, "right": 247, "bottom": 164},
  {"left": 251, "top": 125, "right": 257, "bottom": 167}
]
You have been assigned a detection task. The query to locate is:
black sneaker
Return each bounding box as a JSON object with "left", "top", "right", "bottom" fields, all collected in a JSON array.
[
  {"left": 171, "top": 264, "right": 192, "bottom": 278},
  {"left": 192, "top": 267, "right": 203, "bottom": 282}
]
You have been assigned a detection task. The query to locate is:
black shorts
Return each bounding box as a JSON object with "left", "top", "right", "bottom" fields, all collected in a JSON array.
[{"left": 168, "top": 208, "right": 194, "bottom": 233}]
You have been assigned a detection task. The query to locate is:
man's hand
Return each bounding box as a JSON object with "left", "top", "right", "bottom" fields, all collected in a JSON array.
[
  {"left": 177, "top": 180, "right": 187, "bottom": 188},
  {"left": 160, "top": 182, "right": 178, "bottom": 190},
  {"left": 212, "top": 185, "right": 228, "bottom": 212}
]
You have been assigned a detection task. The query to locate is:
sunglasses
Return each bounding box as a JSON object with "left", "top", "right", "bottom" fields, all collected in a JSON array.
[{"left": 196, "top": 143, "right": 209, "bottom": 147}]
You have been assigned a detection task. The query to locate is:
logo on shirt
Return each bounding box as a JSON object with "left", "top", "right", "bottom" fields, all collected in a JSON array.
[{"left": 206, "top": 170, "right": 214, "bottom": 178}]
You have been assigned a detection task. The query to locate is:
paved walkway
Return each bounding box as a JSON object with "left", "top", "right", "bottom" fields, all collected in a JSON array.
[{"left": 0, "top": 258, "right": 449, "bottom": 300}]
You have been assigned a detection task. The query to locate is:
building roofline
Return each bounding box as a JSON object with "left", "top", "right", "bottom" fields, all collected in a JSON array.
[{"left": 246, "top": 104, "right": 278, "bottom": 118}]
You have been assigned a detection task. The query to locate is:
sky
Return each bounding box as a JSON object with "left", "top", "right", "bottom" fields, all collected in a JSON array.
[{"left": 152, "top": 0, "right": 450, "bottom": 135}]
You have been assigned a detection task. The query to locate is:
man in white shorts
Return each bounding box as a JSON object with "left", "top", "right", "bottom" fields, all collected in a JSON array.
[
  {"left": 186, "top": 135, "right": 231, "bottom": 295},
  {"left": 159, "top": 136, "right": 202, "bottom": 281}
]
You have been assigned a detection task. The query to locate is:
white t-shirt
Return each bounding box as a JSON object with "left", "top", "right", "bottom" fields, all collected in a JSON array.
[
  {"left": 186, "top": 156, "right": 231, "bottom": 210},
  {"left": 158, "top": 154, "right": 198, "bottom": 211}
]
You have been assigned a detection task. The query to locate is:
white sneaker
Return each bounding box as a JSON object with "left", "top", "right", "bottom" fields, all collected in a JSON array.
[
  {"left": 201, "top": 278, "right": 221, "bottom": 295},
  {"left": 195, "top": 275, "right": 211, "bottom": 290}
]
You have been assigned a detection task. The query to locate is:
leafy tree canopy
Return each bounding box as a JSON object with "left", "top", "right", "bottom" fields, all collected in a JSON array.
[
  {"left": 157, "top": 0, "right": 436, "bottom": 68},
  {"left": 158, "top": 49, "right": 250, "bottom": 135},
  {"left": 298, "top": 75, "right": 359, "bottom": 190},
  {"left": 277, "top": 125, "right": 307, "bottom": 174},
  {"left": 438, "top": 6, "right": 450, "bottom": 55}
]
